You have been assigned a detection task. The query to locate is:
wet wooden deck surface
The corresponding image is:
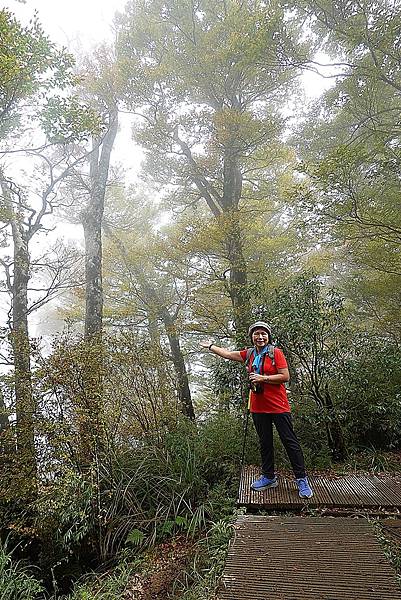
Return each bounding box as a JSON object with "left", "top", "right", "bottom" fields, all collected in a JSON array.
[
  {"left": 238, "top": 465, "right": 401, "bottom": 510},
  {"left": 218, "top": 515, "right": 401, "bottom": 600}
]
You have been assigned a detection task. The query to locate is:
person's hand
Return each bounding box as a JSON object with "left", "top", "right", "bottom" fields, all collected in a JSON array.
[
  {"left": 200, "top": 340, "right": 214, "bottom": 349},
  {"left": 249, "top": 373, "right": 266, "bottom": 383}
]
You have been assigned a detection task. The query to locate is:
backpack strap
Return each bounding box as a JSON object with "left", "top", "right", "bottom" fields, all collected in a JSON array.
[
  {"left": 245, "top": 347, "right": 254, "bottom": 370},
  {"left": 267, "top": 344, "right": 276, "bottom": 366},
  {"left": 245, "top": 345, "right": 276, "bottom": 369}
]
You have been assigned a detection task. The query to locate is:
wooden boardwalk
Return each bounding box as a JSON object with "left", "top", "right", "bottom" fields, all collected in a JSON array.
[
  {"left": 238, "top": 465, "right": 401, "bottom": 510},
  {"left": 218, "top": 515, "right": 401, "bottom": 600},
  {"left": 218, "top": 468, "right": 401, "bottom": 598}
]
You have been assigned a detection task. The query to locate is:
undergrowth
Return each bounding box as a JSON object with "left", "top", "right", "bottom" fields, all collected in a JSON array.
[
  {"left": 335, "top": 450, "right": 401, "bottom": 475},
  {"left": 169, "top": 517, "right": 235, "bottom": 600},
  {"left": 0, "top": 538, "right": 44, "bottom": 600},
  {"left": 61, "top": 561, "right": 134, "bottom": 600}
]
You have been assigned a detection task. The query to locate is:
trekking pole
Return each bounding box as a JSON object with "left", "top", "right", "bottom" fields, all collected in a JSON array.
[
  {"left": 240, "top": 408, "right": 250, "bottom": 468},
  {"left": 240, "top": 391, "right": 251, "bottom": 468}
]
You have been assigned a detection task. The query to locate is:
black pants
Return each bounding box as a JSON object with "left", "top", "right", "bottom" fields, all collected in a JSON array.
[{"left": 252, "top": 412, "right": 306, "bottom": 479}]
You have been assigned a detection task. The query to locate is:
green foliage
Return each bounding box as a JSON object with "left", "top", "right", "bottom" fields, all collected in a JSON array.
[
  {"left": 40, "top": 96, "right": 103, "bottom": 143},
  {"left": 29, "top": 395, "right": 246, "bottom": 576},
  {"left": 105, "top": 332, "right": 179, "bottom": 437},
  {"left": 126, "top": 529, "right": 146, "bottom": 546},
  {"left": 210, "top": 358, "right": 243, "bottom": 409},
  {"left": 95, "top": 516, "right": 234, "bottom": 600},
  {"left": 293, "top": 0, "right": 401, "bottom": 338},
  {"left": 294, "top": 140, "right": 401, "bottom": 339},
  {"left": 203, "top": 484, "right": 236, "bottom": 521},
  {"left": 159, "top": 515, "right": 189, "bottom": 537},
  {"left": 34, "top": 470, "right": 97, "bottom": 563},
  {"left": 0, "top": 8, "right": 75, "bottom": 138},
  {"left": 36, "top": 332, "right": 179, "bottom": 470},
  {"left": 331, "top": 335, "right": 401, "bottom": 450},
  {"left": 197, "top": 410, "right": 259, "bottom": 484},
  {"left": 84, "top": 413, "right": 242, "bottom": 557},
  {"left": 290, "top": 403, "right": 334, "bottom": 470},
  {"left": 172, "top": 518, "right": 234, "bottom": 600},
  {"left": 252, "top": 272, "right": 348, "bottom": 404},
  {"left": 341, "top": 450, "right": 401, "bottom": 475},
  {"left": 267, "top": 273, "right": 347, "bottom": 362},
  {"left": 0, "top": 9, "right": 103, "bottom": 147},
  {"left": 373, "top": 519, "right": 401, "bottom": 579},
  {"left": 0, "top": 538, "right": 44, "bottom": 599},
  {"left": 63, "top": 561, "right": 132, "bottom": 600},
  {"left": 250, "top": 272, "right": 401, "bottom": 456}
]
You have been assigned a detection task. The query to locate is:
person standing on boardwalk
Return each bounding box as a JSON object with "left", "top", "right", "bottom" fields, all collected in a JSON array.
[{"left": 201, "top": 321, "right": 313, "bottom": 498}]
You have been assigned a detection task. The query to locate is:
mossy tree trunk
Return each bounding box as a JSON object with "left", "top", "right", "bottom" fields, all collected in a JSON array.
[
  {"left": 80, "top": 106, "right": 118, "bottom": 465},
  {"left": 11, "top": 224, "right": 37, "bottom": 492}
]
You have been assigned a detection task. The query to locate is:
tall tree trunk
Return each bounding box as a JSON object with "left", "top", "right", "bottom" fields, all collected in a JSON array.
[
  {"left": 160, "top": 309, "right": 195, "bottom": 421},
  {"left": 10, "top": 221, "right": 36, "bottom": 492},
  {"left": 82, "top": 109, "right": 118, "bottom": 338},
  {"left": 175, "top": 134, "right": 251, "bottom": 344},
  {"left": 83, "top": 210, "right": 104, "bottom": 341},
  {"left": 224, "top": 210, "right": 251, "bottom": 347},
  {"left": 0, "top": 389, "right": 9, "bottom": 434},
  {"left": 79, "top": 107, "right": 118, "bottom": 464},
  {"left": 147, "top": 311, "right": 170, "bottom": 385},
  {"left": 222, "top": 151, "right": 251, "bottom": 345},
  {"left": 0, "top": 388, "right": 13, "bottom": 498},
  {"left": 323, "top": 383, "right": 347, "bottom": 461},
  {"left": 138, "top": 278, "right": 195, "bottom": 420}
]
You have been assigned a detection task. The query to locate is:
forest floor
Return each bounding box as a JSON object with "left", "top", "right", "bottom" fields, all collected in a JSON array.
[{"left": 123, "top": 535, "right": 198, "bottom": 600}]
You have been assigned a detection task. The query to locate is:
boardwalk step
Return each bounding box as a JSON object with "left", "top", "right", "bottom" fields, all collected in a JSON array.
[
  {"left": 218, "top": 516, "right": 401, "bottom": 600},
  {"left": 239, "top": 466, "right": 401, "bottom": 510}
]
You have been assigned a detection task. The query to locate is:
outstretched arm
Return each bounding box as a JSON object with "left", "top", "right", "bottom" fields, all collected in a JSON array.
[{"left": 200, "top": 340, "right": 244, "bottom": 362}]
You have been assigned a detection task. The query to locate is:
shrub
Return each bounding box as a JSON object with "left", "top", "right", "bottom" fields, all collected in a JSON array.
[
  {"left": 333, "top": 335, "right": 401, "bottom": 451},
  {"left": 0, "top": 538, "right": 44, "bottom": 600},
  {"left": 197, "top": 411, "right": 259, "bottom": 485},
  {"left": 34, "top": 469, "right": 98, "bottom": 568},
  {"left": 62, "top": 562, "right": 132, "bottom": 600},
  {"left": 173, "top": 518, "right": 234, "bottom": 600}
]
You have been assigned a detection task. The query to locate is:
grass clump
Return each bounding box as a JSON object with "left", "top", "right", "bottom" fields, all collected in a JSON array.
[
  {"left": 63, "top": 561, "right": 133, "bottom": 599},
  {"left": 170, "top": 517, "right": 235, "bottom": 599},
  {"left": 0, "top": 538, "right": 44, "bottom": 600},
  {"left": 372, "top": 519, "right": 401, "bottom": 581}
]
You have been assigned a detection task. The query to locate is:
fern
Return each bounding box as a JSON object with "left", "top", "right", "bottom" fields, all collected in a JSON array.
[{"left": 126, "top": 529, "right": 146, "bottom": 546}]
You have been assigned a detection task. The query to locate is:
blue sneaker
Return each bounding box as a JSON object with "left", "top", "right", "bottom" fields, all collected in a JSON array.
[
  {"left": 251, "top": 475, "right": 278, "bottom": 491},
  {"left": 296, "top": 477, "right": 313, "bottom": 498}
]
